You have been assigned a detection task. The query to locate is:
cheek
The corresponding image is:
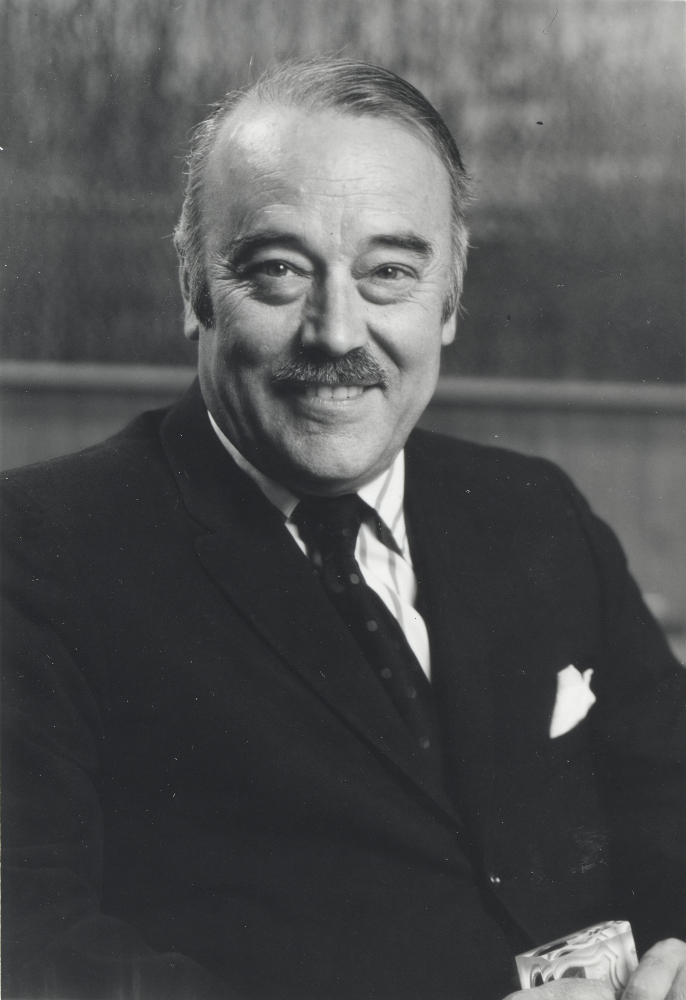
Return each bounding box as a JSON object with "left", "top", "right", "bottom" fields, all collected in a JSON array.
[
  {"left": 377, "top": 313, "right": 444, "bottom": 381},
  {"left": 211, "top": 298, "right": 301, "bottom": 369}
]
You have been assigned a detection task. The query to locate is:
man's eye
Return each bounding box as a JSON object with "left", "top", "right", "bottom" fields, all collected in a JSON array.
[
  {"left": 252, "top": 260, "right": 296, "bottom": 278},
  {"left": 374, "top": 265, "right": 410, "bottom": 281},
  {"left": 242, "top": 259, "right": 309, "bottom": 304},
  {"left": 357, "top": 264, "right": 416, "bottom": 304}
]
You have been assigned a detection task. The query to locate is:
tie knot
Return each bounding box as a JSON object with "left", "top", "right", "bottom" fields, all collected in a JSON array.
[{"left": 293, "top": 493, "right": 365, "bottom": 559}]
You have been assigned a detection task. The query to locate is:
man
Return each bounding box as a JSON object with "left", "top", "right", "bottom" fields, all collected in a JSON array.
[{"left": 2, "top": 57, "right": 685, "bottom": 1000}]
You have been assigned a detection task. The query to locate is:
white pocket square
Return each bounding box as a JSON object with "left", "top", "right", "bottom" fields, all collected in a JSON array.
[{"left": 549, "top": 664, "right": 596, "bottom": 738}]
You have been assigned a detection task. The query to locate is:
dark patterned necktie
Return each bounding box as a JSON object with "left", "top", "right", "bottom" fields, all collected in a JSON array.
[{"left": 292, "top": 493, "right": 441, "bottom": 764}]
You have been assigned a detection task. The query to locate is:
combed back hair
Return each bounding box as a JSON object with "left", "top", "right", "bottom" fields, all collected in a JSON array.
[{"left": 174, "top": 55, "right": 471, "bottom": 329}]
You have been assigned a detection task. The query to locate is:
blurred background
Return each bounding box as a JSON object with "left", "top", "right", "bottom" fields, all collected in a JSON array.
[
  {"left": 1, "top": 0, "right": 684, "bottom": 377},
  {"left": 0, "top": 0, "right": 684, "bottom": 654}
]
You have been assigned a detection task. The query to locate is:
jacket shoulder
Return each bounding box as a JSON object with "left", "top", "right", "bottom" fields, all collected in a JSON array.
[
  {"left": 406, "top": 426, "right": 573, "bottom": 499},
  {"left": 1, "top": 406, "right": 173, "bottom": 527}
]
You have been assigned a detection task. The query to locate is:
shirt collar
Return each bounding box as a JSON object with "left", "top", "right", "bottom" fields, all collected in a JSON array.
[{"left": 207, "top": 410, "right": 407, "bottom": 550}]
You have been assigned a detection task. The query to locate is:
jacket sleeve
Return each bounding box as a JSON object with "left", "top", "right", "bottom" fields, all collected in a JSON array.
[
  {"left": 1, "top": 483, "right": 236, "bottom": 1000},
  {"left": 548, "top": 461, "right": 686, "bottom": 952}
]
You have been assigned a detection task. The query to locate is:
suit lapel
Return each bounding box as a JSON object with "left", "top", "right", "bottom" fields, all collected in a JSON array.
[
  {"left": 404, "top": 433, "right": 504, "bottom": 846},
  {"left": 159, "top": 384, "right": 460, "bottom": 827}
]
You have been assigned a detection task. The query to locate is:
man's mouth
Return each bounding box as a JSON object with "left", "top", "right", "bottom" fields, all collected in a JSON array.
[{"left": 303, "top": 383, "right": 366, "bottom": 399}]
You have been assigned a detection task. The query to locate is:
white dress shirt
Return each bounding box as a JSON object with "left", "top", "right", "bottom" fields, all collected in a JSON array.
[{"left": 208, "top": 412, "right": 431, "bottom": 678}]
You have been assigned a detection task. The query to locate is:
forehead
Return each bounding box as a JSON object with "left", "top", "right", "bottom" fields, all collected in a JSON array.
[{"left": 201, "top": 101, "right": 453, "bottom": 251}]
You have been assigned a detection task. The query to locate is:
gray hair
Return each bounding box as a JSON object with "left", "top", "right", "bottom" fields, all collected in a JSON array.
[{"left": 174, "top": 55, "right": 471, "bottom": 329}]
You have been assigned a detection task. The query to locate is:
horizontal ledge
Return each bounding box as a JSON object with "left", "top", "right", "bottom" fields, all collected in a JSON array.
[
  {"left": 431, "top": 376, "right": 686, "bottom": 413},
  {"left": 0, "top": 361, "right": 685, "bottom": 414},
  {"left": 0, "top": 361, "right": 197, "bottom": 394}
]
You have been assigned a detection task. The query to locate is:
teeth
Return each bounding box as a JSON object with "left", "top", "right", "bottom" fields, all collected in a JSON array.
[{"left": 303, "top": 384, "right": 365, "bottom": 400}]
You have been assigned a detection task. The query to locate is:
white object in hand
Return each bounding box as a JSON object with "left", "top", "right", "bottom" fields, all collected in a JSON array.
[{"left": 516, "top": 920, "right": 638, "bottom": 995}]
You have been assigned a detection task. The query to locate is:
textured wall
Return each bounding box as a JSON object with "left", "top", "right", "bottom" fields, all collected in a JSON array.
[{"left": 1, "top": 0, "right": 684, "bottom": 379}]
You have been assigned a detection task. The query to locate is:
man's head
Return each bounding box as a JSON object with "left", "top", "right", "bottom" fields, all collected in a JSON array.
[{"left": 174, "top": 56, "right": 471, "bottom": 495}]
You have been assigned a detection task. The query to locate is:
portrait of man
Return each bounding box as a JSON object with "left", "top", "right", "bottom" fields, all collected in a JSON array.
[{"left": 2, "top": 50, "right": 684, "bottom": 1000}]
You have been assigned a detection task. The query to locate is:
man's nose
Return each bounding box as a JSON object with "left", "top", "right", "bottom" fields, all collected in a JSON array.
[{"left": 300, "top": 273, "right": 368, "bottom": 357}]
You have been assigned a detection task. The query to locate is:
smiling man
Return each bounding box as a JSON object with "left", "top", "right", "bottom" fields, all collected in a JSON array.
[
  {"left": 184, "top": 85, "right": 461, "bottom": 495},
  {"left": 2, "top": 57, "right": 685, "bottom": 1000}
]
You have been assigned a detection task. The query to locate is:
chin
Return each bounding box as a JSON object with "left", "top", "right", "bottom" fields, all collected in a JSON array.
[{"left": 281, "top": 447, "right": 385, "bottom": 495}]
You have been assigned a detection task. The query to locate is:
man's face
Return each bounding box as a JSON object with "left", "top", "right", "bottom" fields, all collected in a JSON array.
[{"left": 189, "top": 101, "right": 457, "bottom": 495}]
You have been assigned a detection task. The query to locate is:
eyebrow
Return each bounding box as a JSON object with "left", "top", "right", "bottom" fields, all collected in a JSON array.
[
  {"left": 366, "top": 233, "right": 437, "bottom": 258},
  {"left": 219, "top": 231, "right": 308, "bottom": 269},
  {"left": 218, "top": 229, "right": 437, "bottom": 269}
]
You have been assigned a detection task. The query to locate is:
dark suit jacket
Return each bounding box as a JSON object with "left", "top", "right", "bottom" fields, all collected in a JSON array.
[{"left": 3, "top": 382, "right": 685, "bottom": 1000}]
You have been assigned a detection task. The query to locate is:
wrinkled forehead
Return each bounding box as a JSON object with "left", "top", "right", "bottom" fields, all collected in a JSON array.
[{"left": 201, "top": 99, "right": 453, "bottom": 245}]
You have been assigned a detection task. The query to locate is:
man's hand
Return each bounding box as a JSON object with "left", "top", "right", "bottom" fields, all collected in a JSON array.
[
  {"left": 622, "top": 939, "right": 686, "bottom": 1000},
  {"left": 505, "top": 939, "right": 686, "bottom": 1000},
  {"left": 505, "top": 979, "right": 615, "bottom": 1000}
]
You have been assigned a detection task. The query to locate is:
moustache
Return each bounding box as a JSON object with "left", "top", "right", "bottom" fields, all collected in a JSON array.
[{"left": 270, "top": 349, "right": 389, "bottom": 390}]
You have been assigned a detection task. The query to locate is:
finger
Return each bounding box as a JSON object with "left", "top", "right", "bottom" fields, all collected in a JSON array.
[
  {"left": 666, "top": 962, "right": 686, "bottom": 1000},
  {"left": 623, "top": 939, "right": 686, "bottom": 1000},
  {"left": 504, "top": 980, "right": 615, "bottom": 1000}
]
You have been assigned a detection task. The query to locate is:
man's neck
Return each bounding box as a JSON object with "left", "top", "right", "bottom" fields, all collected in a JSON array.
[{"left": 206, "top": 411, "right": 406, "bottom": 543}]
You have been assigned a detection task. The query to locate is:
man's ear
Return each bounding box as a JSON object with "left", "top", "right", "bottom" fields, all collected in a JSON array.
[
  {"left": 179, "top": 262, "right": 200, "bottom": 342},
  {"left": 441, "top": 307, "right": 458, "bottom": 346}
]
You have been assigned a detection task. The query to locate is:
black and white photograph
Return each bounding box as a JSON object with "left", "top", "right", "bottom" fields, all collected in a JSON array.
[{"left": 1, "top": 2, "right": 684, "bottom": 998}]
